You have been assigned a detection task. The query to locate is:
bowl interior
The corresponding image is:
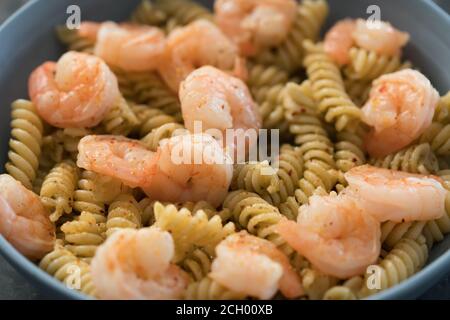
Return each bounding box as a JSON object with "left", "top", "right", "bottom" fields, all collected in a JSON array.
[{"left": 0, "top": 0, "right": 449, "bottom": 299}]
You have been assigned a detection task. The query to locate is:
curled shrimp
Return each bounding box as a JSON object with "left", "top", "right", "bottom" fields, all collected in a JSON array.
[
  {"left": 0, "top": 174, "right": 55, "bottom": 260},
  {"left": 157, "top": 19, "right": 244, "bottom": 92},
  {"left": 179, "top": 66, "right": 262, "bottom": 154},
  {"left": 214, "top": 0, "right": 297, "bottom": 57},
  {"left": 324, "top": 19, "right": 356, "bottom": 66},
  {"left": 91, "top": 21, "right": 166, "bottom": 72},
  {"left": 28, "top": 51, "right": 120, "bottom": 128},
  {"left": 77, "top": 134, "right": 233, "bottom": 207},
  {"left": 353, "top": 18, "right": 410, "bottom": 57},
  {"left": 362, "top": 69, "right": 439, "bottom": 157},
  {"left": 209, "top": 231, "right": 303, "bottom": 299},
  {"left": 324, "top": 18, "right": 409, "bottom": 65},
  {"left": 276, "top": 192, "right": 381, "bottom": 279},
  {"left": 344, "top": 165, "right": 447, "bottom": 223},
  {"left": 91, "top": 227, "right": 190, "bottom": 299}
]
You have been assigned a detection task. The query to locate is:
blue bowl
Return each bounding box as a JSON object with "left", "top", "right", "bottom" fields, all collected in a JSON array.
[{"left": 0, "top": 0, "right": 449, "bottom": 299}]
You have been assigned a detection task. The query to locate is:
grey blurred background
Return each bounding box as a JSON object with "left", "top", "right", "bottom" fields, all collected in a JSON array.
[{"left": 0, "top": 0, "right": 449, "bottom": 300}]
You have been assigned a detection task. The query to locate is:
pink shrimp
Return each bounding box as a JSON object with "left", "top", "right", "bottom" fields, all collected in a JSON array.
[
  {"left": 344, "top": 165, "right": 447, "bottom": 223},
  {"left": 276, "top": 192, "right": 381, "bottom": 279},
  {"left": 324, "top": 19, "right": 356, "bottom": 65},
  {"left": 362, "top": 69, "right": 439, "bottom": 157},
  {"left": 28, "top": 51, "right": 120, "bottom": 128},
  {"left": 77, "top": 134, "right": 233, "bottom": 207},
  {"left": 214, "top": 0, "right": 297, "bottom": 57},
  {"left": 0, "top": 174, "right": 55, "bottom": 260},
  {"left": 209, "top": 231, "right": 303, "bottom": 299}
]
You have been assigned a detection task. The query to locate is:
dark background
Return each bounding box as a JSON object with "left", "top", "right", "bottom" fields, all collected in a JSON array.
[{"left": 0, "top": 0, "right": 448, "bottom": 300}]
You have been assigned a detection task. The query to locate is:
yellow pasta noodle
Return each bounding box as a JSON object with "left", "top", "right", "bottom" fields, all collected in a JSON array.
[
  {"left": 106, "top": 194, "right": 142, "bottom": 237},
  {"left": 130, "top": 0, "right": 167, "bottom": 27},
  {"left": 101, "top": 97, "right": 139, "bottom": 136},
  {"left": 55, "top": 26, "right": 94, "bottom": 53},
  {"left": 184, "top": 276, "right": 246, "bottom": 300}
]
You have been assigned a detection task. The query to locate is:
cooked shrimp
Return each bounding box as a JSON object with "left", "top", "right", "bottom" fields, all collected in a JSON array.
[
  {"left": 179, "top": 66, "right": 262, "bottom": 154},
  {"left": 78, "top": 21, "right": 101, "bottom": 42},
  {"left": 324, "top": 18, "right": 409, "bottom": 64},
  {"left": 210, "top": 231, "right": 303, "bottom": 299},
  {"left": 362, "top": 69, "right": 439, "bottom": 157},
  {"left": 353, "top": 18, "right": 410, "bottom": 56},
  {"left": 214, "top": 0, "right": 297, "bottom": 57},
  {"left": 276, "top": 192, "right": 381, "bottom": 279},
  {"left": 91, "top": 227, "right": 190, "bottom": 299},
  {"left": 324, "top": 19, "right": 356, "bottom": 65},
  {"left": 344, "top": 165, "right": 446, "bottom": 223},
  {"left": 157, "top": 19, "right": 243, "bottom": 92},
  {"left": 28, "top": 51, "right": 120, "bottom": 128},
  {"left": 0, "top": 174, "right": 55, "bottom": 260},
  {"left": 93, "top": 22, "right": 166, "bottom": 72},
  {"left": 77, "top": 133, "right": 233, "bottom": 207}
]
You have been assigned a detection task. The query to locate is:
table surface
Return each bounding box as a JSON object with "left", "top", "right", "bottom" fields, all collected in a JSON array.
[{"left": 0, "top": 0, "right": 449, "bottom": 300}]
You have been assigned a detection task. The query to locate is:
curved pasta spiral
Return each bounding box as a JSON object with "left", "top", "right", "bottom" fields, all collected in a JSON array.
[
  {"left": 184, "top": 276, "right": 246, "bottom": 300},
  {"left": 434, "top": 91, "right": 450, "bottom": 124},
  {"left": 106, "top": 194, "right": 142, "bottom": 237},
  {"left": 141, "top": 122, "right": 186, "bottom": 151},
  {"left": 40, "top": 160, "right": 79, "bottom": 222},
  {"left": 301, "top": 268, "right": 339, "bottom": 300},
  {"left": 55, "top": 26, "right": 94, "bottom": 53},
  {"left": 422, "top": 170, "right": 450, "bottom": 247},
  {"left": 303, "top": 40, "right": 362, "bottom": 132},
  {"left": 344, "top": 78, "right": 371, "bottom": 106},
  {"left": 61, "top": 128, "right": 92, "bottom": 160},
  {"left": 334, "top": 125, "right": 367, "bottom": 173},
  {"left": 132, "top": 104, "right": 182, "bottom": 137},
  {"left": 101, "top": 97, "right": 139, "bottom": 136},
  {"left": 254, "top": 0, "right": 329, "bottom": 73},
  {"left": 181, "top": 248, "right": 213, "bottom": 282},
  {"left": 370, "top": 143, "right": 439, "bottom": 174},
  {"left": 39, "top": 245, "right": 96, "bottom": 297},
  {"left": 419, "top": 122, "right": 450, "bottom": 157},
  {"left": 5, "top": 100, "right": 44, "bottom": 189},
  {"left": 258, "top": 84, "right": 289, "bottom": 132},
  {"left": 381, "top": 221, "right": 427, "bottom": 251},
  {"left": 61, "top": 212, "right": 106, "bottom": 260},
  {"left": 222, "top": 190, "right": 293, "bottom": 256},
  {"left": 130, "top": 0, "right": 167, "bottom": 26},
  {"left": 344, "top": 47, "right": 411, "bottom": 82},
  {"left": 154, "top": 0, "right": 212, "bottom": 27},
  {"left": 73, "top": 171, "right": 107, "bottom": 220},
  {"left": 323, "top": 276, "right": 364, "bottom": 300},
  {"left": 153, "top": 202, "right": 235, "bottom": 262},
  {"left": 247, "top": 63, "right": 289, "bottom": 104},
  {"left": 359, "top": 236, "right": 428, "bottom": 297}
]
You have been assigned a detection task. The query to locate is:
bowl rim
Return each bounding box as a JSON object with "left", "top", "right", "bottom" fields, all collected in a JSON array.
[{"left": 0, "top": 0, "right": 449, "bottom": 300}]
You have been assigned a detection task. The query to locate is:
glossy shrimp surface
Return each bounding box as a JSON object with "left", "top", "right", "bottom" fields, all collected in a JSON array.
[
  {"left": 276, "top": 192, "right": 381, "bottom": 279},
  {"left": 0, "top": 174, "right": 55, "bottom": 260},
  {"left": 323, "top": 19, "right": 356, "bottom": 65},
  {"left": 77, "top": 134, "right": 233, "bottom": 207},
  {"left": 179, "top": 66, "right": 262, "bottom": 153},
  {"left": 353, "top": 18, "right": 410, "bottom": 56},
  {"left": 91, "top": 227, "right": 190, "bottom": 299},
  {"left": 214, "top": 0, "right": 297, "bottom": 56},
  {"left": 345, "top": 165, "right": 447, "bottom": 223},
  {"left": 209, "top": 231, "right": 303, "bottom": 299},
  {"left": 94, "top": 22, "right": 166, "bottom": 72},
  {"left": 28, "top": 51, "right": 120, "bottom": 128},
  {"left": 362, "top": 69, "right": 439, "bottom": 157},
  {"left": 157, "top": 20, "right": 243, "bottom": 92}
]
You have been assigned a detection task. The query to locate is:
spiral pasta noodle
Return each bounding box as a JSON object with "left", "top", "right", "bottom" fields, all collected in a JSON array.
[
  {"left": 40, "top": 160, "right": 79, "bottom": 222},
  {"left": 101, "top": 97, "right": 139, "bottom": 136},
  {"left": 247, "top": 63, "right": 289, "bottom": 104},
  {"left": 141, "top": 122, "right": 186, "bottom": 151},
  {"left": 184, "top": 276, "right": 246, "bottom": 300},
  {"left": 344, "top": 47, "right": 411, "bottom": 82},
  {"left": 370, "top": 143, "right": 439, "bottom": 175},
  {"left": 131, "top": 104, "right": 181, "bottom": 137},
  {"left": 422, "top": 170, "right": 450, "bottom": 247},
  {"left": 106, "top": 194, "right": 142, "bottom": 237},
  {"left": 153, "top": 202, "right": 235, "bottom": 262},
  {"left": 303, "top": 40, "right": 362, "bottom": 132},
  {"left": 381, "top": 221, "right": 427, "bottom": 251},
  {"left": 39, "top": 245, "right": 97, "bottom": 297},
  {"left": 419, "top": 122, "right": 450, "bottom": 157},
  {"left": 223, "top": 190, "right": 293, "bottom": 257},
  {"left": 5, "top": 100, "right": 44, "bottom": 190},
  {"left": 73, "top": 171, "right": 107, "bottom": 220},
  {"left": 130, "top": 0, "right": 167, "bottom": 27},
  {"left": 254, "top": 0, "right": 329, "bottom": 73},
  {"left": 61, "top": 212, "right": 107, "bottom": 261},
  {"left": 181, "top": 248, "right": 213, "bottom": 282},
  {"left": 434, "top": 91, "right": 450, "bottom": 124},
  {"left": 344, "top": 78, "right": 371, "bottom": 106},
  {"left": 154, "top": 0, "right": 213, "bottom": 28},
  {"left": 359, "top": 236, "right": 428, "bottom": 297},
  {"left": 301, "top": 268, "right": 339, "bottom": 300},
  {"left": 323, "top": 276, "right": 364, "bottom": 300}
]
